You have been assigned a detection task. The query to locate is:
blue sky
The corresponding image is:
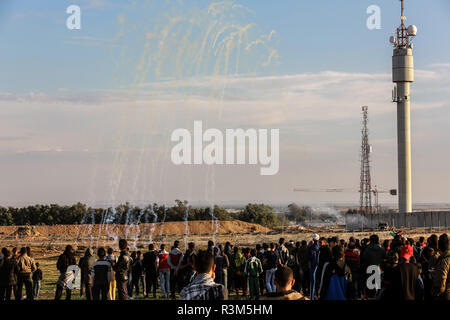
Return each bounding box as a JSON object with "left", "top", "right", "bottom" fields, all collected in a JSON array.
[{"left": 0, "top": 0, "right": 449, "bottom": 206}]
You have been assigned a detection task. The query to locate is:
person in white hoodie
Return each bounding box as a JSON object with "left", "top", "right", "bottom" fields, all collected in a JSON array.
[{"left": 168, "top": 240, "right": 183, "bottom": 299}]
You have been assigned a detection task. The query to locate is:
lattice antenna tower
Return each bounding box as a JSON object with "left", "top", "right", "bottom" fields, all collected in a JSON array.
[{"left": 360, "top": 106, "right": 373, "bottom": 214}]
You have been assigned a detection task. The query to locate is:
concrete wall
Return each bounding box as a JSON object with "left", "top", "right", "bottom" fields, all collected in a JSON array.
[{"left": 345, "top": 211, "right": 450, "bottom": 231}]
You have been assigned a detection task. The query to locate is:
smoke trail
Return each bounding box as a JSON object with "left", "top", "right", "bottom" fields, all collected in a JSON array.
[
  {"left": 159, "top": 205, "right": 167, "bottom": 243},
  {"left": 93, "top": 0, "right": 278, "bottom": 248},
  {"left": 149, "top": 205, "right": 158, "bottom": 244},
  {"left": 184, "top": 206, "right": 190, "bottom": 249}
]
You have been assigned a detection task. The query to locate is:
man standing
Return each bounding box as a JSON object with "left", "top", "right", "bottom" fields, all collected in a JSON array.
[
  {"left": 55, "top": 245, "right": 76, "bottom": 300},
  {"left": 0, "top": 249, "right": 18, "bottom": 301},
  {"left": 344, "top": 241, "right": 361, "bottom": 299},
  {"left": 244, "top": 249, "right": 263, "bottom": 300},
  {"left": 389, "top": 244, "right": 419, "bottom": 300},
  {"left": 263, "top": 243, "right": 279, "bottom": 293},
  {"left": 178, "top": 242, "right": 197, "bottom": 291},
  {"left": 91, "top": 247, "right": 112, "bottom": 301},
  {"left": 142, "top": 243, "right": 159, "bottom": 298},
  {"left": 158, "top": 244, "right": 170, "bottom": 299},
  {"left": 78, "top": 248, "right": 95, "bottom": 300},
  {"left": 106, "top": 248, "right": 117, "bottom": 300},
  {"left": 256, "top": 244, "right": 266, "bottom": 295},
  {"left": 114, "top": 239, "right": 132, "bottom": 300},
  {"left": 15, "top": 247, "right": 36, "bottom": 300},
  {"left": 230, "top": 246, "right": 247, "bottom": 299},
  {"left": 168, "top": 240, "right": 183, "bottom": 299},
  {"left": 432, "top": 234, "right": 449, "bottom": 300},
  {"left": 318, "top": 245, "right": 352, "bottom": 300},
  {"left": 277, "top": 238, "right": 289, "bottom": 268},
  {"left": 179, "top": 250, "right": 228, "bottom": 300},
  {"left": 308, "top": 234, "right": 320, "bottom": 300}
]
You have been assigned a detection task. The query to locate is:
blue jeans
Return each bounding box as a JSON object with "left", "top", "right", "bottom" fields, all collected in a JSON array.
[
  {"left": 159, "top": 269, "right": 170, "bottom": 297},
  {"left": 310, "top": 266, "right": 317, "bottom": 300},
  {"left": 33, "top": 280, "right": 41, "bottom": 298},
  {"left": 265, "top": 268, "right": 276, "bottom": 293}
]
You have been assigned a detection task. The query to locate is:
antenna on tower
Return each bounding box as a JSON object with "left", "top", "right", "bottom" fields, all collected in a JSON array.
[
  {"left": 360, "top": 106, "right": 373, "bottom": 214},
  {"left": 391, "top": 0, "right": 418, "bottom": 49}
]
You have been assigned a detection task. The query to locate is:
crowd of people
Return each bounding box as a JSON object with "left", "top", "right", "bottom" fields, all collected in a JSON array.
[
  {"left": 0, "top": 247, "right": 42, "bottom": 300},
  {"left": 0, "top": 232, "right": 448, "bottom": 301}
]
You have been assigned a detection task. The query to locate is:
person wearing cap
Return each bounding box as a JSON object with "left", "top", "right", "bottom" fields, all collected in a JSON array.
[{"left": 389, "top": 243, "right": 419, "bottom": 300}]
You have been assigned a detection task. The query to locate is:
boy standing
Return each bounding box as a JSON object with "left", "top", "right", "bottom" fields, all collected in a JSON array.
[{"left": 32, "top": 262, "right": 43, "bottom": 298}]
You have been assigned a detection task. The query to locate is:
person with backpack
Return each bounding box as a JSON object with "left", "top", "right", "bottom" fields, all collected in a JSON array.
[
  {"left": 55, "top": 245, "right": 77, "bottom": 300},
  {"left": 318, "top": 245, "right": 352, "bottom": 300},
  {"left": 142, "top": 243, "right": 159, "bottom": 298},
  {"left": 263, "top": 243, "right": 279, "bottom": 293},
  {"left": 113, "top": 239, "right": 132, "bottom": 300},
  {"left": 244, "top": 248, "right": 263, "bottom": 300},
  {"left": 78, "top": 248, "right": 96, "bottom": 300},
  {"left": 91, "top": 247, "right": 112, "bottom": 301},
  {"left": 0, "top": 248, "right": 19, "bottom": 301},
  {"left": 15, "top": 247, "right": 36, "bottom": 300}
]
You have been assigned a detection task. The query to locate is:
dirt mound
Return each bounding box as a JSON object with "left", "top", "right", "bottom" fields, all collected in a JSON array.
[
  {"left": 0, "top": 220, "right": 271, "bottom": 240},
  {"left": 6, "top": 226, "right": 40, "bottom": 239}
]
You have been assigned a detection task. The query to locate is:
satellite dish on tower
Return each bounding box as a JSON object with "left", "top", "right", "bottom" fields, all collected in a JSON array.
[
  {"left": 407, "top": 25, "right": 417, "bottom": 36},
  {"left": 389, "top": 36, "right": 397, "bottom": 45}
]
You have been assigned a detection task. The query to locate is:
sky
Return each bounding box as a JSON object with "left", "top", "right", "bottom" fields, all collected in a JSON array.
[{"left": 0, "top": 0, "right": 449, "bottom": 207}]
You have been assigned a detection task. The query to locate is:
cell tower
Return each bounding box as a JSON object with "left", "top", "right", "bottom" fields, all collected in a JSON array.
[
  {"left": 390, "top": 0, "right": 417, "bottom": 213},
  {"left": 360, "top": 106, "right": 372, "bottom": 214}
]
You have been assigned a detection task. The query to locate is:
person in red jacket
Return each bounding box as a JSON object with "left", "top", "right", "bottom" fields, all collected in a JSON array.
[{"left": 158, "top": 244, "right": 170, "bottom": 299}]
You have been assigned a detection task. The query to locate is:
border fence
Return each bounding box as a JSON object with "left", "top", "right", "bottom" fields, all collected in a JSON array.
[{"left": 345, "top": 211, "right": 450, "bottom": 231}]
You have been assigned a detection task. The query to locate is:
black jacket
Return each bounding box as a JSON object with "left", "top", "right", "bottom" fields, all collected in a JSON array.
[
  {"left": 114, "top": 251, "right": 131, "bottom": 282},
  {"left": 57, "top": 253, "right": 76, "bottom": 274},
  {"left": 0, "top": 258, "right": 19, "bottom": 286},
  {"left": 142, "top": 251, "right": 158, "bottom": 273},
  {"left": 32, "top": 268, "right": 43, "bottom": 281}
]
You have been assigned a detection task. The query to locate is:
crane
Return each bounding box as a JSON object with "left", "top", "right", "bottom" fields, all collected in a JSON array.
[{"left": 293, "top": 186, "right": 397, "bottom": 214}]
